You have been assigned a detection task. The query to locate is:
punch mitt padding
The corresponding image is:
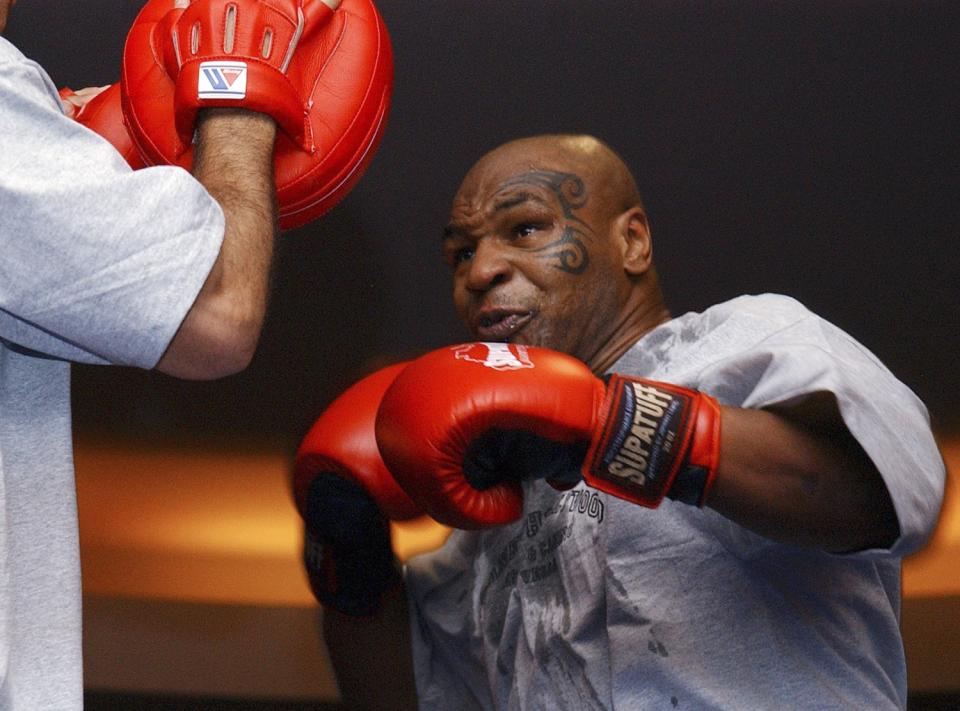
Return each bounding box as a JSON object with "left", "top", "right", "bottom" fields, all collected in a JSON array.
[{"left": 121, "top": 0, "right": 393, "bottom": 229}]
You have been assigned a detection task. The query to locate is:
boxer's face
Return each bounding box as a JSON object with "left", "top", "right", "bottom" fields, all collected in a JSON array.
[{"left": 444, "top": 146, "right": 630, "bottom": 366}]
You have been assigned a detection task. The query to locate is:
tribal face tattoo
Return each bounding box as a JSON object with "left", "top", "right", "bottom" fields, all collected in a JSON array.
[
  {"left": 442, "top": 150, "right": 633, "bottom": 365},
  {"left": 496, "top": 170, "right": 591, "bottom": 275}
]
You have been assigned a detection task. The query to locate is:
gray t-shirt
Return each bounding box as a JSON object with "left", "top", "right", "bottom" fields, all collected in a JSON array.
[
  {"left": 404, "top": 294, "right": 945, "bottom": 710},
  {"left": 0, "top": 37, "right": 224, "bottom": 709}
]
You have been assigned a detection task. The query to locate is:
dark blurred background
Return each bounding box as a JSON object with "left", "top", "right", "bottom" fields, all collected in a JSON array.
[{"left": 8, "top": 0, "right": 959, "bottom": 450}]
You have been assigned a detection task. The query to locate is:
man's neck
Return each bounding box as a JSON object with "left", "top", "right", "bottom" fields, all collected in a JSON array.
[{"left": 587, "top": 288, "right": 671, "bottom": 375}]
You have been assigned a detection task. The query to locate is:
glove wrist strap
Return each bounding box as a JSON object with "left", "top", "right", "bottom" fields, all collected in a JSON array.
[{"left": 582, "top": 375, "right": 722, "bottom": 508}]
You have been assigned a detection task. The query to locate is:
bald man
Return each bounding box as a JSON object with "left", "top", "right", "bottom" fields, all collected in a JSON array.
[{"left": 313, "top": 135, "right": 944, "bottom": 710}]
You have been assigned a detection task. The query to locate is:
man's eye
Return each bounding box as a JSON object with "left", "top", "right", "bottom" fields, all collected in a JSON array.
[
  {"left": 448, "top": 247, "right": 474, "bottom": 267},
  {"left": 514, "top": 222, "right": 542, "bottom": 238}
]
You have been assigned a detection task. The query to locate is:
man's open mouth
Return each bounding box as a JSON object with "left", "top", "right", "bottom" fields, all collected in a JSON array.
[{"left": 474, "top": 310, "right": 534, "bottom": 341}]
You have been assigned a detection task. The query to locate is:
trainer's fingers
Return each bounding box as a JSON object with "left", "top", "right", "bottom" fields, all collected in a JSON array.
[{"left": 61, "top": 85, "right": 111, "bottom": 118}]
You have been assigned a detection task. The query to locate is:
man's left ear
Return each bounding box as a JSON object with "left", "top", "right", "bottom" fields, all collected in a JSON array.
[{"left": 616, "top": 207, "right": 653, "bottom": 276}]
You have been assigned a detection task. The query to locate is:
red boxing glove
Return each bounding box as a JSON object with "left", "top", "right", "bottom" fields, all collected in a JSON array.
[
  {"left": 122, "top": 0, "right": 394, "bottom": 229},
  {"left": 293, "top": 362, "right": 422, "bottom": 616},
  {"left": 375, "top": 343, "right": 722, "bottom": 529},
  {"left": 60, "top": 84, "right": 145, "bottom": 169}
]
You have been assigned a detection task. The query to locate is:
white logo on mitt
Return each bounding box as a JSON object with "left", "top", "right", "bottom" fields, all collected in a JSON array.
[{"left": 197, "top": 61, "right": 248, "bottom": 99}]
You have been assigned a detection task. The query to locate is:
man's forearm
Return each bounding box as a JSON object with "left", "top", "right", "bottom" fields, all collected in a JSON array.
[
  {"left": 157, "top": 108, "right": 278, "bottom": 379},
  {"left": 707, "top": 401, "right": 899, "bottom": 552},
  {"left": 323, "top": 584, "right": 418, "bottom": 710}
]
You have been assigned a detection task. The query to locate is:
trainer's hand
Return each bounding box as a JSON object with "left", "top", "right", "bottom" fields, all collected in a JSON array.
[
  {"left": 59, "top": 85, "right": 110, "bottom": 119},
  {"left": 375, "top": 343, "right": 722, "bottom": 529},
  {"left": 293, "top": 363, "right": 422, "bottom": 616}
]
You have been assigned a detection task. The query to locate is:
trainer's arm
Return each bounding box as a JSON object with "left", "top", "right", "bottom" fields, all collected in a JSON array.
[
  {"left": 707, "top": 395, "right": 900, "bottom": 553},
  {"left": 156, "top": 108, "right": 278, "bottom": 380},
  {"left": 323, "top": 586, "right": 418, "bottom": 711}
]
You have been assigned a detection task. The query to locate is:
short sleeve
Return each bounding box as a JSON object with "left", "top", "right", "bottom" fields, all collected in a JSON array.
[
  {"left": 689, "top": 296, "right": 946, "bottom": 558},
  {"left": 0, "top": 43, "right": 224, "bottom": 367}
]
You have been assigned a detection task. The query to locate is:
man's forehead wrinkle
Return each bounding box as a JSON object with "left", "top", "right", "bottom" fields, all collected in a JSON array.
[
  {"left": 451, "top": 172, "right": 548, "bottom": 224},
  {"left": 492, "top": 191, "right": 549, "bottom": 213},
  {"left": 448, "top": 145, "right": 589, "bottom": 237},
  {"left": 446, "top": 194, "right": 488, "bottom": 239},
  {"left": 491, "top": 168, "right": 573, "bottom": 203}
]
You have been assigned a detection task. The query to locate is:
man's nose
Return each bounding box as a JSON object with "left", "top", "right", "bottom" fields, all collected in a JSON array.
[{"left": 464, "top": 241, "right": 512, "bottom": 292}]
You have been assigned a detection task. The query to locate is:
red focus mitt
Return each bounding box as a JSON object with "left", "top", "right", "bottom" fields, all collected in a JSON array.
[
  {"left": 60, "top": 83, "right": 145, "bottom": 169},
  {"left": 375, "top": 343, "right": 722, "bottom": 529},
  {"left": 121, "top": 0, "right": 393, "bottom": 229}
]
